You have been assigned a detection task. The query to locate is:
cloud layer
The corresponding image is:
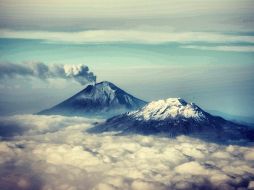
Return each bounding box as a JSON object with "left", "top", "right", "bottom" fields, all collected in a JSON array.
[
  {"left": 0, "top": 0, "right": 253, "bottom": 32},
  {"left": 0, "top": 114, "right": 254, "bottom": 190},
  {"left": 182, "top": 45, "right": 254, "bottom": 52},
  {"left": 1, "top": 29, "right": 254, "bottom": 52},
  {"left": 0, "top": 62, "right": 96, "bottom": 85},
  {"left": 1, "top": 29, "right": 254, "bottom": 45}
]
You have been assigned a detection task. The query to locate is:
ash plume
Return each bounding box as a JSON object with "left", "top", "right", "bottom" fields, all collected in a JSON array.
[{"left": 0, "top": 61, "right": 96, "bottom": 85}]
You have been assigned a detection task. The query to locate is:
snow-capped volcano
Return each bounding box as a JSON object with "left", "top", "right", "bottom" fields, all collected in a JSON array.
[
  {"left": 89, "top": 98, "right": 254, "bottom": 141},
  {"left": 38, "top": 81, "right": 147, "bottom": 117},
  {"left": 129, "top": 98, "right": 206, "bottom": 121}
]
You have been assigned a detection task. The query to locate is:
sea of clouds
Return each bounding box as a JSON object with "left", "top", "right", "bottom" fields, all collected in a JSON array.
[{"left": 0, "top": 114, "right": 254, "bottom": 190}]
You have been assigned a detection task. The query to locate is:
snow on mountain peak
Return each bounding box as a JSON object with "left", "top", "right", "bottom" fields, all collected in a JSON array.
[
  {"left": 128, "top": 98, "right": 206, "bottom": 121},
  {"left": 74, "top": 81, "right": 121, "bottom": 101},
  {"left": 96, "top": 81, "right": 114, "bottom": 87}
]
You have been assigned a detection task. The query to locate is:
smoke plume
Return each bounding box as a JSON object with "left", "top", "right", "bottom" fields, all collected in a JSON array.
[{"left": 0, "top": 62, "right": 96, "bottom": 85}]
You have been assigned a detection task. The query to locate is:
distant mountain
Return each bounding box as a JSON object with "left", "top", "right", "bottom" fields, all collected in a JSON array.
[
  {"left": 38, "top": 81, "right": 147, "bottom": 117},
  {"left": 89, "top": 98, "right": 254, "bottom": 141},
  {"left": 208, "top": 110, "right": 254, "bottom": 127}
]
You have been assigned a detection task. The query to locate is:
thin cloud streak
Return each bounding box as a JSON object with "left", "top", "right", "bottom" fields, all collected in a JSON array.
[
  {"left": 1, "top": 29, "right": 254, "bottom": 45},
  {"left": 182, "top": 45, "right": 254, "bottom": 52}
]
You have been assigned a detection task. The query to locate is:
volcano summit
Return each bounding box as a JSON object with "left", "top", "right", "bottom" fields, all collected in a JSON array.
[{"left": 39, "top": 81, "right": 147, "bottom": 117}]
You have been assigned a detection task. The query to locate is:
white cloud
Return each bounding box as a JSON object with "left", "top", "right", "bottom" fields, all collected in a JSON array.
[
  {"left": 1, "top": 0, "right": 253, "bottom": 33},
  {"left": 244, "top": 151, "right": 254, "bottom": 161},
  {"left": 1, "top": 29, "right": 254, "bottom": 45},
  {"left": 181, "top": 45, "right": 254, "bottom": 52},
  {"left": 1, "top": 0, "right": 252, "bottom": 18},
  {"left": 175, "top": 161, "right": 208, "bottom": 175},
  {"left": 0, "top": 114, "right": 253, "bottom": 190}
]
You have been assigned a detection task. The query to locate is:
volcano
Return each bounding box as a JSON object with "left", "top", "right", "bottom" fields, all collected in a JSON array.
[
  {"left": 89, "top": 98, "right": 254, "bottom": 142},
  {"left": 38, "top": 81, "right": 147, "bottom": 117}
]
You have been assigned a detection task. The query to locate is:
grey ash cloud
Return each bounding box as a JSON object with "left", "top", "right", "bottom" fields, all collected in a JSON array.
[{"left": 0, "top": 62, "right": 96, "bottom": 85}]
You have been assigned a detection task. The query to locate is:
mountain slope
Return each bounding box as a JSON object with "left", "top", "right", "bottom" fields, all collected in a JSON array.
[
  {"left": 89, "top": 98, "right": 254, "bottom": 141},
  {"left": 38, "top": 81, "right": 147, "bottom": 117}
]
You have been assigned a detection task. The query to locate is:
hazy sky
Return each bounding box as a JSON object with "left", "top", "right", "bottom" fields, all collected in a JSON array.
[
  {"left": 0, "top": 0, "right": 254, "bottom": 31},
  {"left": 0, "top": 0, "right": 254, "bottom": 119}
]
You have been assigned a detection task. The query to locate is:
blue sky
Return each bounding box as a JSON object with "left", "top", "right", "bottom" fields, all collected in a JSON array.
[{"left": 0, "top": 0, "right": 254, "bottom": 120}]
